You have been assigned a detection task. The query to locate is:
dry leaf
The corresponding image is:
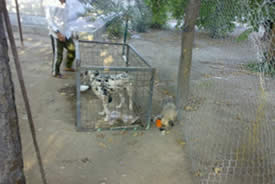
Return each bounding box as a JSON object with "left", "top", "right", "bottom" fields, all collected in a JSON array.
[
  {"left": 98, "top": 142, "right": 107, "bottom": 148},
  {"left": 107, "top": 138, "right": 113, "bottom": 143},
  {"left": 203, "top": 74, "right": 212, "bottom": 78},
  {"left": 194, "top": 171, "right": 201, "bottom": 176},
  {"left": 184, "top": 106, "right": 193, "bottom": 111},
  {"left": 120, "top": 130, "right": 127, "bottom": 135},
  {"left": 133, "top": 132, "right": 144, "bottom": 137},
  {"left": 215, "top": 101, "right": 222, "bottom": 105},
  {"left": 176, "top": 139, "right": 186, "bottom": 146},
  {"left": 236, "top": 115, "right": 241, "bottom": 120},
  {"left": 87, "top": 35, "right": 94, "bottom": 41},
  {"left": 100, "top": 51, "right": 107, "bottom": 57},
  {"left": 96, "top": 133, "right": 105, "bottom": 139},
  {"left": 162, "top": 90, "right": 170, "bottom": 95},
  {"left": 104, "top": 56, "right": 113, "bottom": 65},
  {"left": 97, "top": 10, "right": 104, "bottom": 14},
  {"left": 214, "top": 167, "right": 222, "bottom": 174}
]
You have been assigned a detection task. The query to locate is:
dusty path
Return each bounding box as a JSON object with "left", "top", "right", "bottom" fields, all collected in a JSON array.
[
  {"left": 130, "top": 30, "right": 275, "bottom": 183},
  {"left": 10, "top": 29, "right": 275, "bottom": 184},
  {"left": 11, "top": 32, "right": 193, "bottom": 184}
]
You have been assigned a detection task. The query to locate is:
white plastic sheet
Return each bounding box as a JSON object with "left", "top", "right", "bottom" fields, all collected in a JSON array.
[{"left": 44, "top": 0, "right": 119, "bottom": 37}]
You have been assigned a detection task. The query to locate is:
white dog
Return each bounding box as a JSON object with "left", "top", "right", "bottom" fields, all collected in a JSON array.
[
  {"left": 81, "top": 71, "right": 133, "bottom": 122},
  {"left": 159, "top": 102, "right": 177, "bottom": 128},
  {"left": 155, "top": 99, "right": 177, "bottom": 132}
]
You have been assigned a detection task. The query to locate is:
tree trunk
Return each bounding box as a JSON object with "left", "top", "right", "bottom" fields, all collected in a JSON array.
[
  {"left": 267, "top": 23, "right": 275, "bottom": 67},
  {"left": 176, "top": 0, "right": 201, "bottom": 109},
  {"left": 0, "top": 8, "right": 26, "bottom": 184}
]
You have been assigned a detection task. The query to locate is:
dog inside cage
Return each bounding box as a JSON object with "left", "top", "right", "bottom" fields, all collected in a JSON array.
[
  {"left": 80, "top": 70, "right": 138, "bottom": 124},
  {"left": 76, "top": 41, "right": 155, "bottom": 130}
]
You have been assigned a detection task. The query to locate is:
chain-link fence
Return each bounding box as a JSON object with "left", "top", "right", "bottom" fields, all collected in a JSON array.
[{"left": 182, "top": 0, "right": 275, "bottom": 183}]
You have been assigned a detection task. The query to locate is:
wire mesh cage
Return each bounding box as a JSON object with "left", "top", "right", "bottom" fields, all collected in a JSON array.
[
  {"left": 74, "top": 39, "right": 155, "bottom": 131},
  {"left": 180, "top": 0, "right": 275, "bottom": 183}
]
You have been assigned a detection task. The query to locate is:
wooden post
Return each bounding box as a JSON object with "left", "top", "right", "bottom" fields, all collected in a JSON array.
[
  {"left": 2, "top": 0, "right": 47, "bottom": 184},
  {"left": 0, "top": 4, "right": 26, "bottom": 184},
  {"left": 176, "top": 0, "right": 201, "bottom": 109}
]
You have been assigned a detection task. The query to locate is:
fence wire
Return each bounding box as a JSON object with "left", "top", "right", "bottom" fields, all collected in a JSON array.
[
  {"left": 183, "top": 0, "right": 275, "bottom": 183},
  {"left": 76, "top": 41, "right": 155, "bottom": 130}
]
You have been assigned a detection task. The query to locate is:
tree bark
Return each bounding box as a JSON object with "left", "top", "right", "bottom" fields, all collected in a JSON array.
[
  {"left": 267, "top": 23, "right": 275, "bottom": 67},
  {"left": 0, "top": 8, "right": 26, "bottom": 184},
  {"left": 176, "top": 0, "right": 201, "bottom": 109}
]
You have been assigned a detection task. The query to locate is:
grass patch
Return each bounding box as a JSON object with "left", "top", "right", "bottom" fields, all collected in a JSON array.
[{"left": 244, "top": 62, "right": 275, "bottom": 77}]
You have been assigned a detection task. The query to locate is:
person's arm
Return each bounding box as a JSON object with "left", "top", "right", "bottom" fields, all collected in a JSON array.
[
  {"left": 45, "top": 6, "right": 58, "bottom": 33},
  {"left": 45, "top": 6, "right": 65, "bottom": 41}
]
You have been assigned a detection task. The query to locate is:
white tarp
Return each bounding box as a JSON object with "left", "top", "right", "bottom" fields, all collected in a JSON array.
[{"left": 44, "top": 0, "right": 119, "bottom": 36}]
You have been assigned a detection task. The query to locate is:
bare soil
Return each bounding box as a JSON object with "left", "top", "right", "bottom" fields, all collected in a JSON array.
[{"left": 10, "top": 29, "right": 275, "bottom": 184}]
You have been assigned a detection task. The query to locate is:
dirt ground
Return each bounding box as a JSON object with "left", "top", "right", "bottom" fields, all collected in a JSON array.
[{"left": 10, "top": 29, "right": 275, "bottom": 184}]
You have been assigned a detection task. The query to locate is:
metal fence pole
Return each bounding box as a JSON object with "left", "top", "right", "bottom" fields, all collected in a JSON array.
[
  {"left": 73, "top": 37, "right": 82, "bottom": 130},
  {"left": 14, "top": 0, "right": 24, "bottom": 47}
]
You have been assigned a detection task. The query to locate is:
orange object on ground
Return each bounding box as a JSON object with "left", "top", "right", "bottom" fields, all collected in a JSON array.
[{"left": 155, "top": 119, "right": 162, "bottom": 128}]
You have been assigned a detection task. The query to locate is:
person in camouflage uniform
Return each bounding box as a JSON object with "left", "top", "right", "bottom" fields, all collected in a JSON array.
[{"left": 45, "top": 0, "right": 75, "bottom": 78}]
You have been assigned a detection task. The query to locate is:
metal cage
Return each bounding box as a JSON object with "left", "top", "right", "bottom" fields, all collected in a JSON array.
[{"left": 74, "top": 39, "right": 155, "bottom": 131}]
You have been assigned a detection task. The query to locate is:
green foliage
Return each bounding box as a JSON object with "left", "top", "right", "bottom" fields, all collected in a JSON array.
[
  {"left": 145, "top": 0, "right": 169, "bottom": 28},
  {"left": 167, "top": 0, "right": 188, "bottom": 27},
  {"left": 245, "top": 62, "right": 275, "bottom": 77},
  {"left": 237, "top": 0, "right": 274, "bottom": 69},
  {"left": 236, "top": 28, "right": 254, "bottom": 42},
  {"left": 198, "top": 0, "right": 241, "bottom": 38},
  {"left": 240, "top": 0, "right": 275, "bottom": 32},
  {"left": 132, "top": 15, "right": 151, "bottom": 32},
  {"left": 83, "top": 0, "right": 152, "bottom": 34},
  {"left": 129, "top": 0, "right": 152, "bottom": 32},
  {"left": 149, "top": 0, "right": 241, "bottom": 37},
  {"left": 106, "top": 18, "right": 124, "bottom": 39}
]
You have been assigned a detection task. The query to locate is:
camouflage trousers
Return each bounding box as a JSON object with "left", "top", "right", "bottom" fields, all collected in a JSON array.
[{"left": 50, "top": 35, "right": 75, "bottom": 76}]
